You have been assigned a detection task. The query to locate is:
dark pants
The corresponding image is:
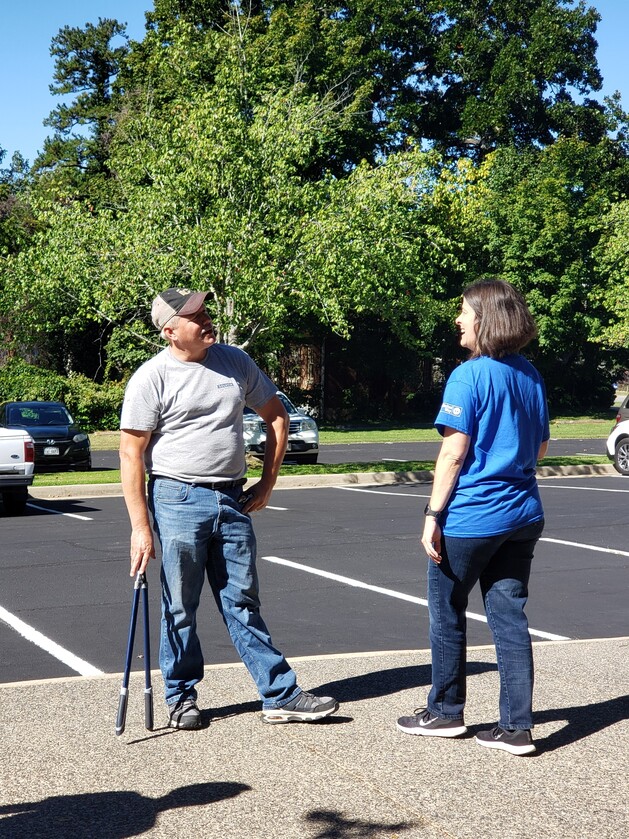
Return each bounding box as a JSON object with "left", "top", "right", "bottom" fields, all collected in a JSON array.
[{"left": 427, "top": 519, "right": 544, "bottom": 730}]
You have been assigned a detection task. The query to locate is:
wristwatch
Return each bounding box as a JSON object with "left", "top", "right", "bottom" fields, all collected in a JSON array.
[{"left": 424, "top": 503, "right": 443, "bottom": 523}]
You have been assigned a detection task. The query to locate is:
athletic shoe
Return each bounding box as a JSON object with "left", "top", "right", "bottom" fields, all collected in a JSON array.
[
  {"left": 168, "top": 698, "right": 202, "bottom": 730},
  {"left": 261, "top": 690, "right": 339, "bottom": 724},
  {"left": 396, "top": 708, "right": 467, "bottom": 737},
  {"left": 475, "top": 725, "right": 536, "bottom": 755}
]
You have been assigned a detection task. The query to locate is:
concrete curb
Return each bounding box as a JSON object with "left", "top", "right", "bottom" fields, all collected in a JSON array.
[{"left": 27, "top": 463, "right": 618, "bottom": 500}]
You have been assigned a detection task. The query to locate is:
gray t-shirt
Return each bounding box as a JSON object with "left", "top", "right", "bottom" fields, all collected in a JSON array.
[{"left": 120, "top": 344, "right": 276, "bottom": 483}]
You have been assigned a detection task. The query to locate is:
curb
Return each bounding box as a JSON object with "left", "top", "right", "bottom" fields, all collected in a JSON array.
[{"left": 27, "top": 463, "right": 618, "bottom": 500}]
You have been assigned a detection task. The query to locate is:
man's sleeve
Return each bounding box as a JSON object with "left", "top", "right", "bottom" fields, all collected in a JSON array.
[{"left": 120, "top": 369, "right": 160, "bottom": 431}]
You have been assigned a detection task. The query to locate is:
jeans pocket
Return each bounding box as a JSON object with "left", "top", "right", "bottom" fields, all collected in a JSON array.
[{"left": 153, "top": 478, "right": 189, "bottom": 503}]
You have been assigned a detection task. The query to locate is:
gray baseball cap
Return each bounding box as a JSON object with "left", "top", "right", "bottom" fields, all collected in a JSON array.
[{"left": 151, "top": 288, "right": 209, "bottom": 330}]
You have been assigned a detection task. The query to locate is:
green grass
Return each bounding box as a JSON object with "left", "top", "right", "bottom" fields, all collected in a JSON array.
[
  {"left": 538, "top": 455, "right": 608, "bottom": 467},
  {"left": 547, "top": 418, "right": 615, "bottom": 439},
  {"left": 90, "top": 430, "right": 122, "bottom": 451},
  {"left": 33, "top": 469, "right": 122, "bottom": 486}
]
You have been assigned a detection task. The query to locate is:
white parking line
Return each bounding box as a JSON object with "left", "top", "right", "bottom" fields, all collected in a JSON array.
[
  {"left": 541, "top": 537, "right": 629, "bottom": 557},
  {"left": 26, "top": 502, "right": 93, "bottom": 520},
  {"left": 540, "top": 484, "right": 629, "bottom": 493},
  {"left": 0, "top": 605, "right": 103, "bottom": 676},
  {"left": 336, "top": 486, "right": 429, "bottom": 498},
  {"left": 262, "top": 555, "right": 569, "bottom": 641}
]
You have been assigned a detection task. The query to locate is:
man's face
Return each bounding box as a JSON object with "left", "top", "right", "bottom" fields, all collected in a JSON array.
[{"left": 169, "top": 307, "right": 216, "bottom": 349}]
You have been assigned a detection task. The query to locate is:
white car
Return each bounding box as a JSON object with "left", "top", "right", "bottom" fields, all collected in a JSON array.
[
  {"left": 606, "top": 417, "right": 629, "bottom": 475},
  {"left": 243, "top": 392, "right": 319, "bottom": 464},
  {"left": 0, "top": 426, "right": 35, "bottom": 515}
]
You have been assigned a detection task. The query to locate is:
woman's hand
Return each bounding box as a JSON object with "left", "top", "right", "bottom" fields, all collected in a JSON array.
[{"left": 421, "top": 516, "right": 442, "bottom": 564}]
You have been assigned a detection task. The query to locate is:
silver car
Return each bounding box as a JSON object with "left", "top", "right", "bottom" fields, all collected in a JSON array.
[{"left": 243, "top": 392, "right": 319, "bottom": 464}]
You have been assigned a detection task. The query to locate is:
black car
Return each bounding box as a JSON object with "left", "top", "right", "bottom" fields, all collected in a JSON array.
[{"left": 0, "top": 401, "right": 91, "bottom": 471}]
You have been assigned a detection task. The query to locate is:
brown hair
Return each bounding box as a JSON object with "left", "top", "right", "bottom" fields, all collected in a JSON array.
[{"left": 462, "top": 279, "right": 538, "bottom": 359}]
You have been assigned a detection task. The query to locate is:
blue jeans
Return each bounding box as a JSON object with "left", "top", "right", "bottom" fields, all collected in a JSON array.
[
  {"left": 148, "top": 477, "right": 299, "bottom": 709},
  {"left": 427, "top": 519, "right": 544, "bottom": 730}
]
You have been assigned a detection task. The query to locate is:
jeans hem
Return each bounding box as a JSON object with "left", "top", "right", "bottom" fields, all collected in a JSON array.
[
  {"left": 261, "top": 687, "right": 302, "bottom": 711},
  {"left": 427, "top": 707, "right": 465, "bottom": 721},
  {"left": 499, "top": 723, "right": 534, "bottom": 731}
]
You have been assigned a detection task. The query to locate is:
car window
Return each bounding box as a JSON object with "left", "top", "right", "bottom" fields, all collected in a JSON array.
[
  {"left": 243, "top": 394, "right": 298, "bottom": 416},
  {"left": 277, "top": 393, "right": 297, "bottom": 414},
  {"left": 8, "top": 404, "right": 73, "bottom": 426},
  {"left": 41, "top": 408, "right": 71, "bottom": 424},
  {"left": 12, "top": 408, "right": 39, "bottom": 426}
]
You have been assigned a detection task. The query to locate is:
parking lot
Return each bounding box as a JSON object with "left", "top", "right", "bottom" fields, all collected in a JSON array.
[
  {"left": 1, "top": 469, "right": 628, "bottom": 839},
  {"left": 1, "top": 472, "right": 627, "bottom": 684}
]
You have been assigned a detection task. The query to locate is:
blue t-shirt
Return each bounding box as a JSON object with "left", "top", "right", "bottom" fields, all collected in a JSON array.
[{"left": 434, "top": 354, "right": 550, "bottom": 537}]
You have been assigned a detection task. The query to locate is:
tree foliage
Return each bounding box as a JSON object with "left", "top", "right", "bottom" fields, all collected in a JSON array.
[
  {"left": 33, "top": 17, "right": 133, "bottom": 201},
  {"left": 2, "top": 1, "right": 629, "bottom": 418}
]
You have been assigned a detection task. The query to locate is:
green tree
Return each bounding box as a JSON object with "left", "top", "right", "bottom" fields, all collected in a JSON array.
[
  {"left": 4, "top": 15, "right": 469, "bottom": 376},
  {"left": 33, "top": 17, "right": 134, "bottom": 199},
  {"left": 0, "top": 150, "right": 37, "bottom": 258},
  {"left": 592, "top": 200, "right": 629, "bottom": 349},
  {"left": 464, "top": 138, "right": 629, "bottom": 410}
]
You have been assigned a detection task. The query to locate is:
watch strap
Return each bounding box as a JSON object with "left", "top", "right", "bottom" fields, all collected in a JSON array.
[{"left": 424, "top": 503, "right": 443, "bottom": 522}]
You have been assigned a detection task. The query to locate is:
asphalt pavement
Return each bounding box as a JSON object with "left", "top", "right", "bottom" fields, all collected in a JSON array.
[{"left": 2, "top": 461, "right": 628, "bottom": 838}]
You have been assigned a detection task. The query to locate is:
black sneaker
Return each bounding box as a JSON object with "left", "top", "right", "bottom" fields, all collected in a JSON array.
[
  {"left": 261, "top": 690, "right": 339, "bottom": 724},
  {"left": 397, "top": 708, "right": 467, "bottom": 737},
  {"left": 475, "top": 725, "right": 536, "bottom": 755},
  {"left": 168, "top": 698, "right": 202, "bottom": 730}
]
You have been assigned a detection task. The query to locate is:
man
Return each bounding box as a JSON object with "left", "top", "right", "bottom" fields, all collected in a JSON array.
[{"left": 119, "top": 287, "right": 338, "bottom": 729}]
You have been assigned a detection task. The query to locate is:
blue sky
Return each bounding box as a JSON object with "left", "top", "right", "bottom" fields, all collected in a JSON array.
[{"left": 1, "top": 1, "right": 628, "bottom": 165}]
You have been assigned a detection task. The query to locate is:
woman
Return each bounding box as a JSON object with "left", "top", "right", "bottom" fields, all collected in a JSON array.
[{"left": 397, "top": 279, "right": 549, "bottom": 755}]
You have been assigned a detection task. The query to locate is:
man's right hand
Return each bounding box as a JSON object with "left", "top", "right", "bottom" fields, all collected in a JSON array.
[{"left": 130, "top": 526, "right": 155, "bottom": 575}]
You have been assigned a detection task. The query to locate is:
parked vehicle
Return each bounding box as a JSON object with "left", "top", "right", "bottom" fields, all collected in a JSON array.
[
  {"left": 243, "top": 392, "right": 319, "bottom": 464},
  {"left": 0, "top": 401, "right": 91, "bottom": 471},
  {"left": 0, "top": 426, "right": 35, "bottom": 515},
  {"left": 614, "top": 392, "right": 629, "bottom": 424},
  {"left": 606, "top": 416, "right": 629, "bottom": 475}
]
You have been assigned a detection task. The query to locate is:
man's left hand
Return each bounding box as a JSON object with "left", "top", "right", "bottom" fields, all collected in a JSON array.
[{"left": 240, "top": 481, "right": 273, "bottom": 513}]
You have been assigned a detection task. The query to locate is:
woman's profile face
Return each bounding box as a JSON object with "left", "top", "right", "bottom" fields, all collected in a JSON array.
[{"left": 455, "top": 296, "right": 478, "bottom": 352}]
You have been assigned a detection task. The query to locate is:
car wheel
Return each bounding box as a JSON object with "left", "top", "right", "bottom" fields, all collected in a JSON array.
[
  {"left": 613, "top": 438, "right": 629, "bottom": 475},
  {"left": 2, "top": 487, "right": 28, "bottom": 516}
]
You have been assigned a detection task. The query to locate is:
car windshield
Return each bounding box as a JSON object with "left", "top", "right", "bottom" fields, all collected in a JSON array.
[
  {"left": 8, "top": 405, "right": 73, "bottom": 426},
  {"left": 243, "top": 393, "right": 298, "bottom": 417}
]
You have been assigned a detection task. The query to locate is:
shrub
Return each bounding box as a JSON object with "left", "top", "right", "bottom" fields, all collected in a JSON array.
[{"left": 0, "top": 359, "right": 124, "bottom": 431}]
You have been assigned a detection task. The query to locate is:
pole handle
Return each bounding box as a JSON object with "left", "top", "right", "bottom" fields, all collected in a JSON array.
[
  {"left": 115, "top": 687, "right": 129, "bottom": 736},
  {"left": 144, "top": 687, "right": 154, "bottom": 731}
]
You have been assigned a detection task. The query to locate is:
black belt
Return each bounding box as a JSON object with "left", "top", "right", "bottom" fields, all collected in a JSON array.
[{"left": 152, "top": 476, "right": 246, "bottom": 490}]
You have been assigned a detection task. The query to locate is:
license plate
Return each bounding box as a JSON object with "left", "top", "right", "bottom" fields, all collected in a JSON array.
[{"left": 44, "top": 447, "right": 60, "bottom": 456}]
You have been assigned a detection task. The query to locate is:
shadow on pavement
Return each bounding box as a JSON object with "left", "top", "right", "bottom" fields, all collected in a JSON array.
[
  {"left": 314, "top": 660, "right": 498, "bottom": 704},
  {"left": 305, "top": 808, "right": 419, "bottom": 838},
  {"left": 0, "top": 782, "right": 251, "bottom": 839},
  {"left": 533, "top": 693, "right": 629, "bottom": 753}
]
